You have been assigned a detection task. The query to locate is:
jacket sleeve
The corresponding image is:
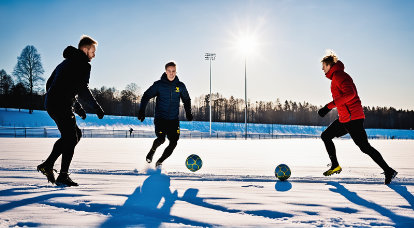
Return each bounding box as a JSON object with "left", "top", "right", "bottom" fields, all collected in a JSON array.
[
  {"left": 73, "top": 98, "right": 84, "bottom": 112},
  {"left": 77, "top": 63, "right": 100, "bottom": 109},
  {"left": 327, "top": 75, "right": 357, "bottom": 109},
  {"left": 180, "top": 83, "right": 192, "bottom": 114},
  {"left": 139, "top": 82, "right": 158, "bottom": 113}
]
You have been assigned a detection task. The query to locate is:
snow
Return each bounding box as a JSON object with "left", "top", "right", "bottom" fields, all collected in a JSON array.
[
  {"left": 1, "top": 138, "right": 414, "bottom": 227},
  {"left": 1, "top": 108, "right": 414, "bottom": 139}
]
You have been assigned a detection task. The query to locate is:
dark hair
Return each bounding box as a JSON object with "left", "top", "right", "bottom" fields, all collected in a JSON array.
[
  {"left": 321, "top": 56, "right": 336, "bottom": 67},
  {"left": 321, "top": 50, "right": 338, "bottom": 67},
  {"left": 165, "top": 61, "right": 176, "bottom": 70},
  {"left": 78, "top": 35, "right": 98, "bottom": 49}
]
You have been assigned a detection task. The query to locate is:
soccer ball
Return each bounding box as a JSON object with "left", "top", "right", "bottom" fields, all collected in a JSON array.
[
  {"left": 186, "top": 154, "right": 202, "bottom": 172},
  {"left": 275, "top": 164, "right": 291, "bottom": 181}
]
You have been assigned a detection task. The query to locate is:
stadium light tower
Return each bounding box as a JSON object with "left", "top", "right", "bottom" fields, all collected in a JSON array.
[
  {"left": 205, "top": 53, "right": 216, "bottom": 137},
  {"left": 244, "top": 57, "right": 247, "bottom": 140},
  {"left": 237, "top": 36, "right": 256, "bottom": 140}
]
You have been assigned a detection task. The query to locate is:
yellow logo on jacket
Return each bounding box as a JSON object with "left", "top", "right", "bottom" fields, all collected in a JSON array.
[{"left": 175, "top": 87, "right": 180, "bottom": 92}]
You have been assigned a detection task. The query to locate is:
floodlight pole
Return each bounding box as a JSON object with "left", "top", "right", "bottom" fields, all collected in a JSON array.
[
  {"left": 244, "top": 57, "right": 247, "bottom": 140},
  {"left": 205, "top": 53, "right": 216, "bottom": 137}
]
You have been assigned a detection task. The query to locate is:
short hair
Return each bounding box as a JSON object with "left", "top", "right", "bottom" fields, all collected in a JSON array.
[
  {"left": 78, "top": 35, "right": 98, "bottom": 49},
  {"left": 321, "top": 49, "right": 338, "bottom": 67},
  {"left": 165, "top": 61, "right": 177, "bottom": 70}
]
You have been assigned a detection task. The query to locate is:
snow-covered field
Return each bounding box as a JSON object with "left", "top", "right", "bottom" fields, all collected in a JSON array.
[{"left": 1, "top": 138, "right": 413, "bottom": 227}]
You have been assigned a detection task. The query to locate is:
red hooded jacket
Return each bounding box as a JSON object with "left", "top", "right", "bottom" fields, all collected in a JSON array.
[{"left": 325, "top": 61, "right": 365, "bottom": 123}]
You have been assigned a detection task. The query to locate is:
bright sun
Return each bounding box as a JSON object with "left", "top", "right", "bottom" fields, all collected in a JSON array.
[{"left": 236, "top": 34, "right": 258, "bottom": 56}]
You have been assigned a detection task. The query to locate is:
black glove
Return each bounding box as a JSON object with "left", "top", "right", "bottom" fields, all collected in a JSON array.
[
  {"left": 137, "top": 110, "right": 145, "bottom": 122},
  {"left": 318, "top": 105, "right": 331, "bottom": 117},
  {"left": 96, "top": 105, "right": 104, "bottom": 119},
  {"left": 186, "top": 112, "right": 193, "bottom": 121},
  {"left": 73, "top": 102, "right": 86, "bottom": 120},
  {"left": 75, "top": 107, "right": 87, "bottom": 120}
]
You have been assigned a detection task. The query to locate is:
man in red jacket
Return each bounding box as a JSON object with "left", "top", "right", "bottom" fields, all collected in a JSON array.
[{"left": 318, "top": 52, "right": 397, "bottom": 184}]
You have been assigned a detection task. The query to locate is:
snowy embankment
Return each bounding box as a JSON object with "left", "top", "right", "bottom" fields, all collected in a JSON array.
[
  {"left": 1, "top": 108, "right": 414, "bottom": 139},
  {"left": 0, "top": 138, "right": 413, "bottom": 227}
]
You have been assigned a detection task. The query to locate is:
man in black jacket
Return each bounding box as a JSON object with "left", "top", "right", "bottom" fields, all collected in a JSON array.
[
  {"left": 138, "top": 61, "right": 193, "bottom": 167},
  {"left": 37, "top": 35, "right": 104, "bottom": 186}
]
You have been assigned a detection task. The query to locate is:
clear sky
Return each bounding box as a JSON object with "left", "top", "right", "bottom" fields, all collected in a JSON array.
[{"left": 1, "top": 0, "right": 413, "bottom": 109}]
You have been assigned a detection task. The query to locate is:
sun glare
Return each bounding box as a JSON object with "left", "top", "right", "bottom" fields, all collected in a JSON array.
[{"left": 236, "top": 34, "right": 258, "bottom": 56}]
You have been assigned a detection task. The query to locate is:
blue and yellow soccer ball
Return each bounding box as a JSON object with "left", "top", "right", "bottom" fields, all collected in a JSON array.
[
  {"left": 186, "top": 154, "right": 202, "bottom": 172},
  {"left": 275, "top": 164, "right": 291, "bottom": 181}
]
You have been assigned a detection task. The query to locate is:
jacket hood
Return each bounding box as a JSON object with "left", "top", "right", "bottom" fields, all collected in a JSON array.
[
  {"left": 325, "top": 60, "right": 345, "bottom": 80},
  {"left": 63, "top": 46, "right": 89, "bottom": 62},
  {"left": 161, "top": 72, "right": 179, "bottom": 83}
]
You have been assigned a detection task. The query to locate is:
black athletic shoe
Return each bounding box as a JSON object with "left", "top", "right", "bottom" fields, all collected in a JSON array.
[
  {"left": 146, "top": 149, "right": 155, "bottom": 163},
  {"left": 56, "top": 173, "right": 78, "bottom": 187},
  {"left": 37, "top": 163, "right": 56, "bottom": 184},
  {"left": 384, "top": 169, "right": 398, "bottom": 185}
]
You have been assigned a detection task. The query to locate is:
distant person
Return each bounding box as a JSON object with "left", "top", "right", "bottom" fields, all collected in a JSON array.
[
  {"left": 318, "top": 51, "right": 397, "bottom": 184},
  {"left": 37, "top": 35, "right": 104, "bottom": 186},
  {"left": 138, "top": 61, "right": 193, "bottom": 167}
]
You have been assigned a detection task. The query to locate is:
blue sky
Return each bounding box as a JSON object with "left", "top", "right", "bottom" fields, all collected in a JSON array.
[{"left": 1, "top": 0, "right": 413, "bottom": 109}]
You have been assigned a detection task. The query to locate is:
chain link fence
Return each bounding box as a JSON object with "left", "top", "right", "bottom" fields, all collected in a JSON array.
[{"left": 0, "top": 126, "right": 396, "bottom": 140}]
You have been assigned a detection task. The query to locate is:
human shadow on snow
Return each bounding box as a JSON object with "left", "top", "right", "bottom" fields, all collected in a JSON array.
[
  {"left": 388, "top": 184, "right": 414, "bottom": 210},
  {"left": 327, "top": 181, "right": 414, "bottom": 227},
  {"left": 180, "top": 188, "right": 293, "bottom": 220},
  {"left": 100, "top": 169, "right": 213, "bottom": 227},
  {"left": 40, "top": 169, "right": 293, "bottom": 227}
]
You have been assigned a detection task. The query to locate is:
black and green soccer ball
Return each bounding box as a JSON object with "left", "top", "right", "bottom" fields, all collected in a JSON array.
[
  {"left": 275, "top": 164, "right": 291, "bottom": 181},
  {"left": 186, "top": 154, "right": 202, "bottom": 172}
]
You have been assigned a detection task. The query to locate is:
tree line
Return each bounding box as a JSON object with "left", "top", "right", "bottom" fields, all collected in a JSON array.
[{"left": 1, "top": 45, "right": 413, "bottom": 129}]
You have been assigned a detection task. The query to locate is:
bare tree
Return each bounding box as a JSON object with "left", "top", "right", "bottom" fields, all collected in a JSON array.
[
  {"left": 124, "top": 83, "right": 141, "bottom": 115},
  {"left": 13, "top": 45, "right": 45, "bottom": 113},
  {"left": 0, "top": 69, "right": 14, "bottom": 95}
]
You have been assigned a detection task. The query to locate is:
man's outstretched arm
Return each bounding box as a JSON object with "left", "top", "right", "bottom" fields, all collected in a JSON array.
[{"left": 138, "top": 83, "right": 158, "bottom": 121}]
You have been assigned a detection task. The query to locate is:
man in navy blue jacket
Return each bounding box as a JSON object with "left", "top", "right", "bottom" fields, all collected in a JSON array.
[
  {"left": 37, "top": 35, "right": 104, "bottom": 187},
  {"left": 138, "top": 61, "right": 193, "bottom": 167}
]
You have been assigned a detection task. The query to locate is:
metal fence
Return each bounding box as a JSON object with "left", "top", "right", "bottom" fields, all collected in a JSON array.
[{"left": 0, "top": 126, "right": 395, "bottom": 140}]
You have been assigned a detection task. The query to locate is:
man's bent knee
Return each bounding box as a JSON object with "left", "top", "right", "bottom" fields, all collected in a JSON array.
[
  {"left": 321, "top": 131, "right": 332, "bottom": 141},
  {"left": 156, "top": 137, "right": 166, "bottom": 144}
]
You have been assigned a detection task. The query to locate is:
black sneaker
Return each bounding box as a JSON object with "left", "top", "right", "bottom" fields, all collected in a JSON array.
[
  {"left": 146, "top": 149, "right": 155, "bottom": 163},
  {"left": 56, "top": 173, "right": 78, "bottom": 187},
  {"left": 37, "top": 163, "right": 56, "bottom": 184},
  {"left": 384, "top": 169, "right": 398, "bottom": 185}
]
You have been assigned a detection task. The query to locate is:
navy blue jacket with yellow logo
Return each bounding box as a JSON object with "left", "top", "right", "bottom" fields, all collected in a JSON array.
[{"left": 139, "top": 73, "right": 191, "bottom": 120}]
